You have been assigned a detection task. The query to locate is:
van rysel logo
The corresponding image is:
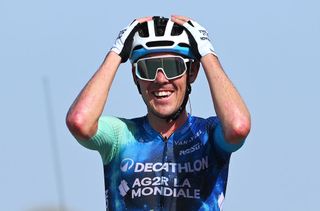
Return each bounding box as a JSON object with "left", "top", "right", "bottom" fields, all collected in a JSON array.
[{"left": 120, "top": 158, "right": 135, "bottom": 172}]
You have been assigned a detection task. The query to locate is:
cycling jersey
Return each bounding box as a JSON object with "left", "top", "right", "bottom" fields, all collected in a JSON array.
[{"left": 78, "top": 115, "right": 244, "bottom": 211}]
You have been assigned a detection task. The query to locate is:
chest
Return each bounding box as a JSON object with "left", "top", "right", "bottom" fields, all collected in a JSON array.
[
  {"left": 118, "top": 132, "right": 213, "bottom": 194},
  {"left": 103, "top": 125, "right": 230, "bottom": 210}
]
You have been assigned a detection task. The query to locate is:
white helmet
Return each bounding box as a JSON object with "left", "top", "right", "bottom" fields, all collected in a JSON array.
[{"left": 129, "top": 16, "right": 195, "bottom": 63}]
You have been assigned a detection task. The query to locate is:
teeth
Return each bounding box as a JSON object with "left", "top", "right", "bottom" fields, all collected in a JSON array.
[{"left": 154, "top": 91, "right": 172, "bottom": 97}]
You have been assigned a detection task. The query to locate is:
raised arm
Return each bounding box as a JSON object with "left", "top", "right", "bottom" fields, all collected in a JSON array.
[
  {"left": 171, "top": 15, "right": 251, "bottom": 144},
  {"left": 66, "top": 17, "right": 152, "bottom": 140},
  {"left": 201, "top": 55, "right": 251, "bottom": 144},
  {"left": 66, "top": 52, "right": 121, "bottom": 140}
]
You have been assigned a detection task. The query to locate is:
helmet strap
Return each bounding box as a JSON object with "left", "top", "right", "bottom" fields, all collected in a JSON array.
[
  {"left": 135, "top": 81, "right": 142, "bottom": 94},
  {"left": 166, "top": 62, "right": 193, "bottom": 122},
  {"left": 166, "top": 83, "right": 191, "bottom": 122}
]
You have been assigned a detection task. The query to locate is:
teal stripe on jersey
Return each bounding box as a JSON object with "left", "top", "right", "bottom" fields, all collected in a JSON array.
[{"left": 77, "top": 116, "right": 137, "bottom": 165}]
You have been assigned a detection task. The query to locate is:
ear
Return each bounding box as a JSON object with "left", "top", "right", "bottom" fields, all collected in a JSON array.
[{"left": 188, "top": 61, "right": 200, "bottom": 84}]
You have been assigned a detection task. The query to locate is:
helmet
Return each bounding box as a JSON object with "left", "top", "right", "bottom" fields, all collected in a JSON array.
[{"left": 129, "top": 16, "right": 195, "bottom": 63}]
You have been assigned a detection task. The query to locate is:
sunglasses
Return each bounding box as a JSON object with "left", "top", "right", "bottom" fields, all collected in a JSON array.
[{"left": 133, "top": 55, "right": 194, "bottom": 81}]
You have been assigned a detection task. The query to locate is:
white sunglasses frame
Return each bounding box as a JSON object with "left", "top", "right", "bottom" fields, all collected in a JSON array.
[{"left": 133, "top": 55, "right": 194, "bottom": 81}]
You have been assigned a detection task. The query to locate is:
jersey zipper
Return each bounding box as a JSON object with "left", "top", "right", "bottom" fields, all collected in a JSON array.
[{"left": 159, "top": 136, "right": 168, "bottom": 210}]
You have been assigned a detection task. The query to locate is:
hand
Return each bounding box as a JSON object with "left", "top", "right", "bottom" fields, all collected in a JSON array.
[
  {"left": 111, "top": 17, "right": 152, "bottom": 63},
  {"left": 171, "top": 15, "right": 217, "bottom": 60}
]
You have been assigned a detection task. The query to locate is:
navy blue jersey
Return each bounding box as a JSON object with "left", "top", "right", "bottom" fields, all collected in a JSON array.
[{"left": 78, "top": 115, "right": 244, "bottom": 210}]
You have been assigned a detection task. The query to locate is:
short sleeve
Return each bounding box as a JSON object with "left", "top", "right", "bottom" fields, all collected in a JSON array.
[
  {"left": 211, "top": 118, "right": 245, "bottom": 153},
  {"left": 77, "top": 116, "right": 124, "bottom": 165}
]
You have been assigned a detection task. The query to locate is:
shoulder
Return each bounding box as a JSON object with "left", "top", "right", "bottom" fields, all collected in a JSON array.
[
  {"left": 99, "top": 115, "right": 144, "bottom": 129},
  {"left": 191, "top": 115, "right": 244, "bottom": 153},
  {"left": 90, "top": 115, "right": 145, "bottom": 164},
  {"left": 190, "top": 115, "right": 220, "bottom": 129},
  {"left": 96, "top": 115, "right": 148, "bottom": 143}
]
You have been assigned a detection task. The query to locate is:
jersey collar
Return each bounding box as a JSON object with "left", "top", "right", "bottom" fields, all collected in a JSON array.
[{"left": 142, "top": 114, "right": 193, "bottom": 141}]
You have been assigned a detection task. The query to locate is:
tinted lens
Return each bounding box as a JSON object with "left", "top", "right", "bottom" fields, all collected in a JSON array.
[
  {"left": 136, "top": 57, "right": 187, "bottom": 80},
  {"left": 162, "top": 57, "right": 186, "bottom": 79},
  {"left": 137, "top": 59, "right": 161, "bottom": 79}
]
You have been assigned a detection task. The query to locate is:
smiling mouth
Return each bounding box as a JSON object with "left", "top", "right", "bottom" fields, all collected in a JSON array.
[{"left": 153, "top": 91, "right": 173, "bottom": 99}]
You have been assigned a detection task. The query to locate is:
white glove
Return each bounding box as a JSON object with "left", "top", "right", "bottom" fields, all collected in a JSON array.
[
  {"left": 111, "top": 20, "right": 140, "bottom": 63},
  {"left": 183, "top": 20, "right": 217, "bottom": 60}
]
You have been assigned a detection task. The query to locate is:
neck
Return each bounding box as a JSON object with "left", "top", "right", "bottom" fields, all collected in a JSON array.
[{"left": 147, "top": 110, "right": 188, "bottom": 138}]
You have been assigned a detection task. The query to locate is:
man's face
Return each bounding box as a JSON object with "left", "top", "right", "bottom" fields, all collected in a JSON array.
[{"left": 134, "top": 53, "right": 189, "bottom": 119}]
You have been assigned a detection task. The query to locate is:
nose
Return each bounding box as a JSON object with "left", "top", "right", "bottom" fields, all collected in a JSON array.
[{"left": 154, "top": 68, "right": 169, "bottom": 83}]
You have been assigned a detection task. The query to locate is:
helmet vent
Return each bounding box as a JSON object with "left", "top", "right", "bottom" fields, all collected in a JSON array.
[
  {"left": 138, "top": 22, "right": 149, "bottom": 37},
  {"left": 178, "top": 43, "right": 190, "bottom": 48},
  {"left": 154, "top": 17, "right": 168, "bottom": 36},
  {"left": 146, "top": 41, "right": 174, "bottom": 47},
  {"left": 171, "top": 23, "right": 184, "bottom": 36}
]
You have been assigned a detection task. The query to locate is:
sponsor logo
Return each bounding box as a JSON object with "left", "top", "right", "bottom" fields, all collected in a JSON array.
[
  {"left": 179, "top": 143, "right": 201, "bottom": 156},
  {"left": 120, "top": 156, "right": 208, "bottom": 173},
  {"left": 120, "top": 158, "right": 135, "bottom": 172},
  {"left": 218, "top": 192, "right": 225, "bottom": 209},
  {"left": 174, "top": 130, "right": 203, "bottom": 146},
  {"left": 117, "top": 156, "right": 209, "bottom": 200},
  {"left": 134, "top": 156, "right": 208, "bottom": 173},
  {"left": 119, "top": 180, "right": 130, "bottom": 197},
  {"left": 118, "top": 177, "right": 201, "bottom": 199},
  {"left": 131, "top": 177, "right": 200, "bottom": 199}
]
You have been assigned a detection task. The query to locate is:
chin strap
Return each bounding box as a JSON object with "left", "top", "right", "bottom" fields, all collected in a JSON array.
[
  {"left": 136, "top": 81, "right": 142, "bottom": 94},
  {"left": 166, "top": 84, "right": 191, "bottom": 122},
  {"left": 166, "top": 61, "right": 193, "bottom": 123}
]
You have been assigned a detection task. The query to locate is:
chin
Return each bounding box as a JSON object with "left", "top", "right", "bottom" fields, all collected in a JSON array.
[{"left": 150, "top": 108, "right": 176, "bottom": 119}]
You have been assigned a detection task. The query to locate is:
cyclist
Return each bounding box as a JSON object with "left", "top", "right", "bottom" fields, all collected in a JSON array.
[{"left": 66, "top": 15, "right": 251, "bottom": 211}]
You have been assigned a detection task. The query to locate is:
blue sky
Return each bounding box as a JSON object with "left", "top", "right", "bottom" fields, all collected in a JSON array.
[{"left": 1, "top": 0, "right": 320, "bottom": 210}]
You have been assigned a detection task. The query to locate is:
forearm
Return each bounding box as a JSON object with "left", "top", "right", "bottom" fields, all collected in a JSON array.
[
  {"left": 66, "top": 51, "right": 121, "bottom": 139},
  {"left": 201, "top": 54, "right": 251, "bottom": 143}
]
